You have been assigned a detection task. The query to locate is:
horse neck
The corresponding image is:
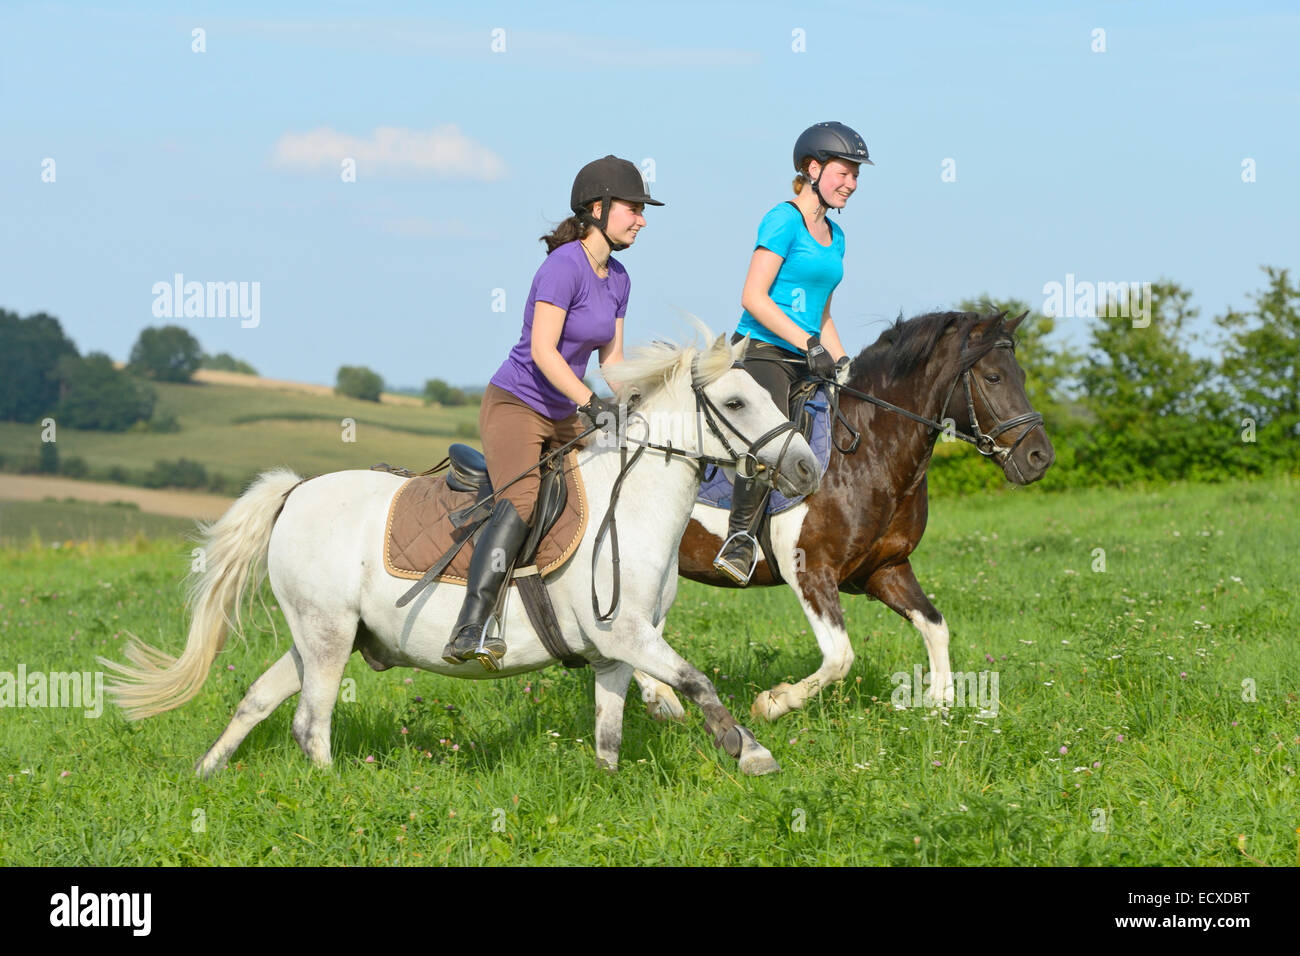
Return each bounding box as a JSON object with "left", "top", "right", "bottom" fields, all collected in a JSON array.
[
  {"left": 577, "top": 385, "right": 706, "bottom": 563},
  {"left": 850, "top": 347, "right": 963, "bottom": 493}
]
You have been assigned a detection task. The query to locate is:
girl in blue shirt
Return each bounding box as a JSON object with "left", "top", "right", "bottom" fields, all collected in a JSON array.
[{"left": 714, "top": 121, "right": 872, "bottom": 585}]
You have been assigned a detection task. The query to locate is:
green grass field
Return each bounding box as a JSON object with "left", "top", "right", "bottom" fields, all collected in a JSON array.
[
  {"left": 0, "top": 499, "right": 196, "bottom": 546},
  {"left": 0, "top": 477, "right": 1296, "bottom": 865},
  {"left": 0, "top": 379, "right": 481, "bottom": 488}
]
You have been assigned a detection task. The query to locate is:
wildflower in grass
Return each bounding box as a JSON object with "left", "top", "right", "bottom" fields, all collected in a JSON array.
[
  {"left": 1094, "top": 761, "right": 1101, "bottom": 768},
  {"left": 400, "top": 727, "right": 408, "bottom": 735},
  {"left": 452, "top": 744, "right": 459, "bottom": 751},
  {"left": 60, "top": 770, "right": 71, "bottom": 778},
  {"left": 1059, "top": 745, "right": 1068, "bottom": 755},
  {"left": 1116, "top": 734, "right": 1124, "bottom": 742},
  {"left": 404, "top": 678, "right": 412, "bottom": 685},
  {"left": 932, "top": 760, "right": 941, "bottom": 767},
  {"left": 414, "top": 696, "right": 423, "bottom": 703},
  {"left": 227, "top": 664, "right": 235, "bottom": 671},
  {"left": 365, "top": 755, "right": 375, "bottom": 763}
]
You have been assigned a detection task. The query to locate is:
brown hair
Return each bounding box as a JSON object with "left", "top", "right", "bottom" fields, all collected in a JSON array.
[
  {"left": 792, "top": 157, "right": 815, "bottom": 195},
  {"left": 540, "top": 205, "right": 593, "bottom": 254}
]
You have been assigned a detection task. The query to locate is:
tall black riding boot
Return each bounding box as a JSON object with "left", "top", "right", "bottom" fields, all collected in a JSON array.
[
  {"left": 712, "top": 473, "right": 772, "bottom": 586},
  {"left": 441, "top": 499, "right": 530, "bottom": 671}
]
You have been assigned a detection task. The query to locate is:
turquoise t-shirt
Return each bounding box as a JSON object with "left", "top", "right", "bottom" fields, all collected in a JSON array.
[{"left": 736, "top": 202, "right": 845, "bottom": 354}]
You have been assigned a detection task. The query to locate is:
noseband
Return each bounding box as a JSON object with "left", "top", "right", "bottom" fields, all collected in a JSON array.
[{"left": 938, "top": 330, "right": 1045, "bottom": 474}]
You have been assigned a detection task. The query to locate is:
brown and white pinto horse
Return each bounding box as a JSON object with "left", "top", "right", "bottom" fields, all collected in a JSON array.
[{"left": 639, "top": 309, "right": 1055, "bottom": 721}]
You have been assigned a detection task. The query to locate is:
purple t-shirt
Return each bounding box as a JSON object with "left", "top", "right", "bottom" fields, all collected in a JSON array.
[{"left": 490, "top": 240, "right": 630, "bottom": 419}]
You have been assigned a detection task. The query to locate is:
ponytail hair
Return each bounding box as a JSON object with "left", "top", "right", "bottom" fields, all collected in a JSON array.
[
  {"left": 792, "top": 156, "right": 815, "bottom": 195},
  {"left": 540, "top": 209, "right": 592, "bottom": 254}
]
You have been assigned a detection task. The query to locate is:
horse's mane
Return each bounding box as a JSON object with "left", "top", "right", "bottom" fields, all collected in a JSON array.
[
  {"left": 603, "top": 317, "right": 738, "bottom": 401},
  {"left": 847, "top": 310, "right": 1016, "bottom": 388}
]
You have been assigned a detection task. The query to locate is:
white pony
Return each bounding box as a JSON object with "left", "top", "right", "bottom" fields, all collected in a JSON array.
[{"left": 100, "top": 331, "right": 819, "bottom": 777}]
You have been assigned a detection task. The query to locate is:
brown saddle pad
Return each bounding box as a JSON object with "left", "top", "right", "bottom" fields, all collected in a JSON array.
[{"left": 383, "top": 450, "right": 588, "bottom": 584}]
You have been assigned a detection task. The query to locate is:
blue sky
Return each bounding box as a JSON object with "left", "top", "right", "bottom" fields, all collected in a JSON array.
[{"left": 3, "top": 0, "right": 1297, "bottom": 391}]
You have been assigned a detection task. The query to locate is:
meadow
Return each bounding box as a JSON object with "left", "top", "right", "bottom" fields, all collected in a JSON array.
[
  {"left": 0, "top": 476, "right": 1296, "bottom": 866},
  {"left": 0, "top": 378, "right": 481, "bottom": 490}
]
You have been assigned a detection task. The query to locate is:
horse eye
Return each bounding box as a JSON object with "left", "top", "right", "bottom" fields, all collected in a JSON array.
[
  {"left": 725, "top": 400, "right": 744, "bottom": 411},
  {"left": 985, "top": 374, "right": 1001, "bottom": 385}
]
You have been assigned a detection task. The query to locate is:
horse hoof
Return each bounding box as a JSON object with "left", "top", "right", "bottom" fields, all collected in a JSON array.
[
  {"left": 739, "top": 748, "right": 781, "bottom": 776},
  {"left": 751, "top": 684, "right": 793, "bottom": 722}
]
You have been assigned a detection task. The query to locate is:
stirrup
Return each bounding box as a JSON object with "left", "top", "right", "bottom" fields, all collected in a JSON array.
[
  {"left": 713, "top": 530, "right": 759, "bottom": 585},
  {"left": 442, "top": 616, "right": 505, "bottom": 670},
  {"left": 472, "top": 617, "right": 505, "bottom": 672}
]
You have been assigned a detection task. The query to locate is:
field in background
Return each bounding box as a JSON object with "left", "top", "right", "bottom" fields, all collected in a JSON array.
[
  {"left": 0, "top": 475, "right": 1295, "bottom": 865},
  {"left": 0, "top": 374, "right": 480, "bottom": 492}
]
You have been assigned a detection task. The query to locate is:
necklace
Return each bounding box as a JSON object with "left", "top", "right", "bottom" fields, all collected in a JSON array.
[{"left": 579, "top": 238, "right": 609, "bottom": 277}]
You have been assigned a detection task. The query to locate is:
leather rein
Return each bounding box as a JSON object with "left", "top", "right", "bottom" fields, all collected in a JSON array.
[
  {"left": 748, "top": 330, "right": 1044, "bottom": 470},
  {"left": 590, "top": 360, "right": 802, "bottom": 621}
]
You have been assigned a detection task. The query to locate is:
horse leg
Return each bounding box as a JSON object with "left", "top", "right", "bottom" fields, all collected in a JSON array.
[
  {"left": 752, "top": 567, "right": 853, "bottom": 721},
  {"left": 195, "top": 648, "right": 303, "bottom": 778},
  {"left": 631, "top": 669, "right": 686, "bottom": 721},
  {"left": 866, "top": 561, "right": 955, "bottom": 707},
  {"left": 592, "top": 660, "right": 634, "bottom": 770},
  {"left": 607, "top": 625, "right": 779, "bottom": 776},
  {"left": 286, "top": 605, "right": 357, "bottom": 768}
]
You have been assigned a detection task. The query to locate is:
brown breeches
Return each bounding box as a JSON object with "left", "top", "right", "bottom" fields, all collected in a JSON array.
[{"left": 478, "top": 383, "right": 586, "bottom": 524}]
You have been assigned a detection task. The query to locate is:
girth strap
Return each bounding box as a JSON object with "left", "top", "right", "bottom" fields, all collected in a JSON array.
[{"left": 514, "top": 567, "right": 587, "bottom": 669}]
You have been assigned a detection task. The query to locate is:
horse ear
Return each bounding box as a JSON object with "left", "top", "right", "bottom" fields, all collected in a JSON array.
[
  {"left": 728, "top": 333, "right": 748, "bottom": 363},
  {"left": 1004, "top": 310, "right": 1029, "bottom": 334}
]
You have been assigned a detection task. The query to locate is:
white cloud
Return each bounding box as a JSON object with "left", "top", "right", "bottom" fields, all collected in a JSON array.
[{"left": 271, "top": 124, "right": 506, "bottom": 181}]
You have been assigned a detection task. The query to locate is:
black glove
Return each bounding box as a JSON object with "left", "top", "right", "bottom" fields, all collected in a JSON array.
[
  {"left": 579, "top": 393, "right": 620, "bottom": 427},
  {"left": 804, "top": 334, "right": 836, "bottom": 379}
]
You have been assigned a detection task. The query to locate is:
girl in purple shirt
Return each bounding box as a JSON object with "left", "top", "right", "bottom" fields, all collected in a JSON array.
[{"left": 443, "top": 155, "right": 663, "bottom": 670}]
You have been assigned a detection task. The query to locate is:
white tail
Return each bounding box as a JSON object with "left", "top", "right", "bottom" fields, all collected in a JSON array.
[{"left": 99, "top": 468, "right": 304, "bottom": 720}]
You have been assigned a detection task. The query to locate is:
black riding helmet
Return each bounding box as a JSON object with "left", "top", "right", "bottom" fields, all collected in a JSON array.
[
  {"left": 793, "top": 122, "right": 873, "bottom": 212},
  {"left": 570, "top": 155, "right": 664, "bottom": 252}
]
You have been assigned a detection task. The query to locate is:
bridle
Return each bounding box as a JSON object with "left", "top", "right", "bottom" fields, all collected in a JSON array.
[
  {"left": 828, "top": 327, "right": 1044, "bottom": 473},
  {"left": 591, "top": 359, "right": 803, "bottom": 621}
]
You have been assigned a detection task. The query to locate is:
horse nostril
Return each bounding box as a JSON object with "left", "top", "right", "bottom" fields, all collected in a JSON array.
[{"left": 796, "top": 459, "right": 813, "bottom": 480}]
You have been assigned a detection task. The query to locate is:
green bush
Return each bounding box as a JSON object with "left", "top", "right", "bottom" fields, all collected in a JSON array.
[
  {"left": 141, "top": 458, "right": 208, "bottom": 489},
  {"left": 54, "top": 352, "right": 157, "bottom": 431},
  {"left": 336, "top": 365, "right": 384, "bottom": 402},
  {"left": 200, "top": 351, "right": 258, "bottom": 375},
  {"left": 128, "top": 325, "right": 203, "bottom": 382},
  {"left": 0, "top": 309, "right": 79, "bottom": 423}
]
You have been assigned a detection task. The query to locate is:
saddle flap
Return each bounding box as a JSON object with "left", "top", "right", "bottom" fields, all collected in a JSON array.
[{"left": 518, "top": 456, "right": 568, "bottom": 565}]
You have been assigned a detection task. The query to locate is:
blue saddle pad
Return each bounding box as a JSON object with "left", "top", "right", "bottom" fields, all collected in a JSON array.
[{"left": 696, "top": 386, "right": 832, "bottom": 514}]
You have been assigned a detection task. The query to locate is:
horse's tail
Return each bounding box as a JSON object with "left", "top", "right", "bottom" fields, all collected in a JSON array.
[{"left": 99, "top": 468, "right": 305, "bottom": 721}]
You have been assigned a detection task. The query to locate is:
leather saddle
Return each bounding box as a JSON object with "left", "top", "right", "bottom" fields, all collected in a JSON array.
[{"left": 444, "top": 443, "right": 567, "bottom": 565}]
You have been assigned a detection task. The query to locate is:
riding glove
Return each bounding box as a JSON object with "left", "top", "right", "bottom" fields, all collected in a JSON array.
[{"left": 805, "top": 334, "right": 837, "bottom": 379}]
